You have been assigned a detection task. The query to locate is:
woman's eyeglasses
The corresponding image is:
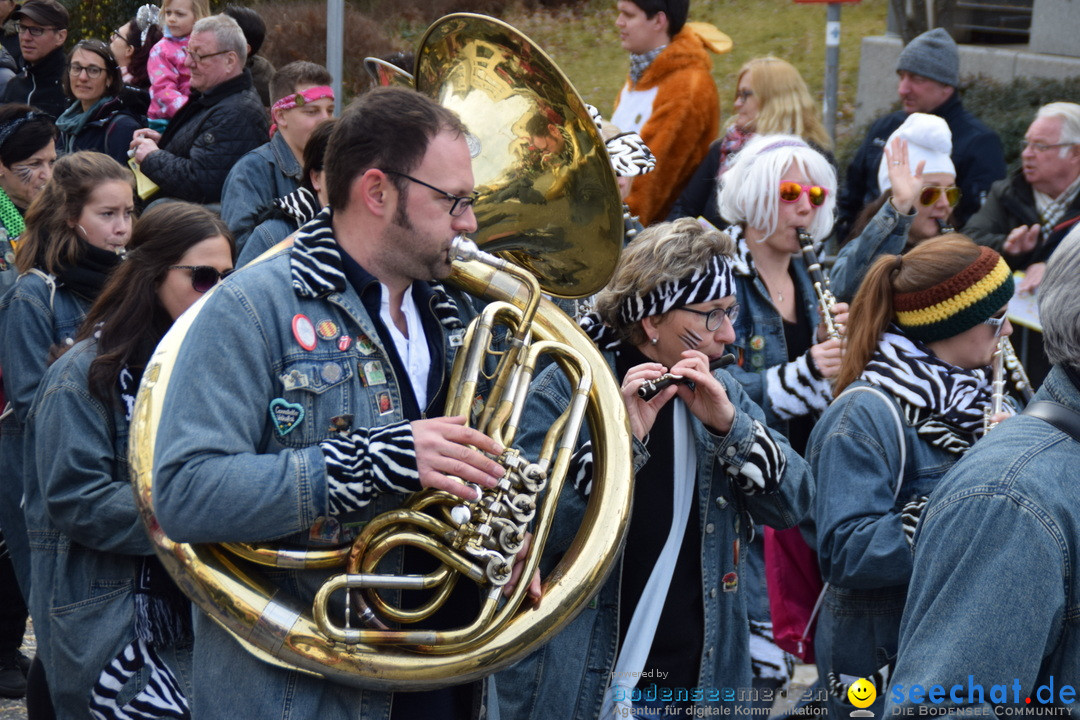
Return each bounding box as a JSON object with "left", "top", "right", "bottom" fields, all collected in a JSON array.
[
  {"left": 69, "top": 62, "right": 106, "bottom": 79},
  {"left": 171, "top": 265, "right": 232, "bottom": 293},
  {"left": 779, "top": 181, "right": 828, "bottom": 207},
  {"left": 735, "top": 89, "right": 754, "bottom": 102},
  {"left": 678, "top": 303, "right": 740, "bottom": 331},
  {"left": 982, "top": 310, "right": 1008, "bottom": 337},
  {"left": 919, "top": 185, "right": 961, "bottom": 208}
]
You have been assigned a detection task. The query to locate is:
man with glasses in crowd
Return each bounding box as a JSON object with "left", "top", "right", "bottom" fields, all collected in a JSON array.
[
  {"left": 129, "top": 13, "right": 266, "bottom": 205},
  {"left": 151, "top": 85, "right": 520, "bottom": 719},
  {"left": 965, "top": 102, "right": 1080, "bottom": 290},
  {"left": 0, "top": 0, "right": 67, "bottom": 117}
]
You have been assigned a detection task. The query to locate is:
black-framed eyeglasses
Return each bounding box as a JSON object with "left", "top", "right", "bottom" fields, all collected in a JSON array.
[
  {"left": 15, "top": 23, "right": 57, "bottom": 37},
  {"left": 383, "top": 170, "right": 478, "bottom": 218},
  {"left": 69, "top": 62, "right": 105, "bottom": 79},
  {"left": 184, "top": 48, "right": 231, "bottom": 64},
  {"left": 735, "top": 89, "right": 754, "bottom": 102},
  {"left": 110, "top": 30, "right": 128, "bottom": 45},
  {"left": 982, "top": 310, "right": 1008, "bottom": 337},
  {"left": 171, "top": 265, "right": 232, "bottom": 293},
  {"left": 678, "top": 303, "right": 740, "bottom": 331}
]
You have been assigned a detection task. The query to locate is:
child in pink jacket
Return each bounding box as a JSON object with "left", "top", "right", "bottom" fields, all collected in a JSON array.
[{"left": 146, "top": 0, "right": 208, "bottom": 130}]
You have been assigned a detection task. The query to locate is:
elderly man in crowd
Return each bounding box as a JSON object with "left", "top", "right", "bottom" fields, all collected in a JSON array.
[
  {"left": 130, "top": 14, "right": 267, "bottom": 205},
  {"left": 835, "top": 28, "right": 1005, "bottom": 241},
  {"left": 0, "top": 0, "right": 67, "bottom": 117},
  {"left": 965, "top": 102, "right": 1080, "bottom": 292},
  {"left": 887, "top": 223, "right": 1080, "bottom": 716}
]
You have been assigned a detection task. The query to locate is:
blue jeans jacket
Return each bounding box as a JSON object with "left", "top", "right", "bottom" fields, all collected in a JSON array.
[
  {"left": 23, "top": 338, "right": 192, "bottom": 717},
  {"left": 151, "top": 221, "right": 497, "bottom": 720},
  {"left": 887, "top": 365, "right": 1080, "bottom": 713},
  {"left": 220, "top": 131, "right": 302, "bottom": 252},
  {"left": 497, "top": 353, "right": 814, "bottom": 720},
  {"left": 829, "top": 200, "right": 915, "bottom": 303},
  {"left": 806, "top": 381, "right": 959, "bottom": 715},
  {"left": 0, "top": 270, "right": 90, "bottom": 598}
]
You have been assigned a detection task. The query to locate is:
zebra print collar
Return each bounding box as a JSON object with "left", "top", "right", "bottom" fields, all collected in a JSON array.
[
  {"left": 859, "top": 331, "right": 991, "bottom": 452},
  {"left": 289, "top": 207, "right": 462, "bottom": 333}
]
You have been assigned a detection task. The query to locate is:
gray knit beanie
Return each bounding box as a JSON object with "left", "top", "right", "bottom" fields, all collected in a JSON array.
[{"left": 896, "top": 28, "right": 959, "bottom": 88}]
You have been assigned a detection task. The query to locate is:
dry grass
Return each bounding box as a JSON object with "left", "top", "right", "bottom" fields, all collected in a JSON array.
[{"left": 253, "top": 0, "right": 889, "bottom": 144}]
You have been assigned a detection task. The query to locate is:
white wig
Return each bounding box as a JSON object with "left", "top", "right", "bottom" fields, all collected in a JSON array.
[{"left": 717, "top": 133, "right": 837, "bottom": 242}]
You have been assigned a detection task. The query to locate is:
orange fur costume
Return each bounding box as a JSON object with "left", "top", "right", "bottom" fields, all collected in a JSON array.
[{"left": 611, "top": 27, "right": 720, "bottom": 226}]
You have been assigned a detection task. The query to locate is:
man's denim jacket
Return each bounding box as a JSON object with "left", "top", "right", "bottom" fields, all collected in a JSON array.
[
  {"left": 889, "top": 365, "right": 1080, "bottom": 714},
  {"left": 151, "top": 212, "right": 497, "bottom": 720}
]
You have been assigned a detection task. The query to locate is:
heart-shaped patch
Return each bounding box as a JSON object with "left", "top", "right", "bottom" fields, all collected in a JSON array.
[{"left": 269, "top": 398, "right": 305, "bottom": 436}]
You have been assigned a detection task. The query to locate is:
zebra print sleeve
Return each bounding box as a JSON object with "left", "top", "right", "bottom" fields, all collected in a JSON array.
[
  {"left": 764, "top": 351, "right": 833, "bottom": 421},
  {"left": 563, "top": 435, "right": 649, "bottom": 499},
  {"left": 727, "top": 420, "right": 786, "bottom": 496},
  {"left": 320, "top": 421, "right": 421, "bottom": 515}
]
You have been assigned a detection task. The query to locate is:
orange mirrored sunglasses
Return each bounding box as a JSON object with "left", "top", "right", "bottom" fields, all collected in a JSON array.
[{"left": 778, "top": 181, "right": 828, "bottom": 207}]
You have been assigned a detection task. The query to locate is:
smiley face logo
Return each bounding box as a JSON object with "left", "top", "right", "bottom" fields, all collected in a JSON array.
[{"left": 848, "top": 677, "right": 877, "bottom": 709}]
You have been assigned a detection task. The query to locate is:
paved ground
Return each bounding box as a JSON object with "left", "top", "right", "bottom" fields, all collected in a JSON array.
[
  {"left": 0, "top": 622, "right": 32, "bottom": 720},
  {"left": 0, "top": 625, "right": 817, "bottom": 720}
]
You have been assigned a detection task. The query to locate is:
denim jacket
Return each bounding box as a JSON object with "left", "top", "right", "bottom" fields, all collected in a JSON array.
[
  {"left": 887, "top": 365, "right": 1080, "bottom": 714},
  {"left": 806, "top": 380, "right": 959, "bottom": 715},
  {"left": 151, "top": 213, "right": 497, "bottom": 720},
  {"left": 220, "top": 131, "right": 303, "bottom": 252},
  {"left": 829, "top": 200, "right": 915, "bottom": 303},
  {"left": 497, "top": 352, "right": 814, "bottom": 720},
  {"left": 0, "top": 270, "right": 90, "bottom": 597},
  {"left": 23, "top": 338, "right": 191, "bottom": 717}
]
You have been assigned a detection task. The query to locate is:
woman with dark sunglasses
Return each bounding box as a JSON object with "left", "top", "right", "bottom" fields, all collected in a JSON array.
[
  {"left": 56, "top": 39, "right": 145, "bottom": 166},
  {"left": 807, "top": 234, "right": 1015, "bottom": 717},
  {"left": 22, "top": 202, "right": 231, "bottom": 717},
  {"left": 830, "top": 113, "right": 962, "bottom": 303},
  {"left": 713, "top": 132, "right": 844, "bottom": 702}
]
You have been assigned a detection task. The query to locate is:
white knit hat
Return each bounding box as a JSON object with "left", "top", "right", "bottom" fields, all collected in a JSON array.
[{"left": 877, "top": 113, "right": 955, "bottom": 193}]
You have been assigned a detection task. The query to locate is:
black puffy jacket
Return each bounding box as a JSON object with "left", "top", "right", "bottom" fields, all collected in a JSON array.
[{"left": 141, "top": 69, "right": 268, "bottom": 204}]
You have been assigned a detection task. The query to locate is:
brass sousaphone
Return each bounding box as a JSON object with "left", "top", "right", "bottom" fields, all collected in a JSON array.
[{"left": 130, "top": 14, "right": 633, "bottom": 690}]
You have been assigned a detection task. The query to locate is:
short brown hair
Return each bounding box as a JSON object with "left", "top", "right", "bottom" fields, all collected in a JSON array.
[
  {"left": 270, "top": 61, "right": 332, "bottom": 104},
  {"left": 324, "top": 87, "right": 466, "bottom": 212}
]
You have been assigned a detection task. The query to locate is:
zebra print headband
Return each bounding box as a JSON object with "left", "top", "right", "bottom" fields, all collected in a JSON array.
[{"left": 580, "top": 254, "right": 736, "bottom": 349}]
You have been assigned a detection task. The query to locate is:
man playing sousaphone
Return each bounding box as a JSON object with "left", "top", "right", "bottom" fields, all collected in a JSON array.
[{"left": 151, "top": 87, "right": 524, "bottom": 720}]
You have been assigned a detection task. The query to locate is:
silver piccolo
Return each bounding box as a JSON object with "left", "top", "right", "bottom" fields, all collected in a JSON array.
[{"left": 638, "top": 353, "right": 736, "bottom": 401}]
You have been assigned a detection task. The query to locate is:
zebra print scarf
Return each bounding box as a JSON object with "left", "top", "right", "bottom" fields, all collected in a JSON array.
[{"left": 859, "top": 330, "right": 991, "bottom": 453}]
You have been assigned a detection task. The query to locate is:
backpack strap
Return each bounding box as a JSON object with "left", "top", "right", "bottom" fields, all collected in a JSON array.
[
  {"left": 1023, "top": 400, "right": 1080, "bottom": 443},
  {"left": 839, "top": 385, "right": 906, "bottom": 500}
]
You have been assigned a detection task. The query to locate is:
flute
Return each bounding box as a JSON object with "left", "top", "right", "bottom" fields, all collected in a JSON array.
[{"left": 637, "top": 353, "right": 736, "bottom": 401}]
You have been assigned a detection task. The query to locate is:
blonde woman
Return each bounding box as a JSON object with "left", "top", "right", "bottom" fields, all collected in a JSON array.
[{"left": 668, "top": 56, "right": 833, "bottom": 227}]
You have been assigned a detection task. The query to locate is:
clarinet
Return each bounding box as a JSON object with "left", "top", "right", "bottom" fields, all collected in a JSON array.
[
  {"left": 936, "top": 218, "right": 956, "bottom": 234},
  {"left": 984, "top": 338, "right": 1006, "bottom": 433},
  {"left": 637, "top": 354, "right": 736, "bottom": 401},
  {"left": 796, "top": 227, "right": 841, "bottom": 340}
]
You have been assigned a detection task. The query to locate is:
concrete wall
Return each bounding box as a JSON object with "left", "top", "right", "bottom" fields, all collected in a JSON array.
[{"left": 853, "top": 35, "right": 1080, "bottom": 129}]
